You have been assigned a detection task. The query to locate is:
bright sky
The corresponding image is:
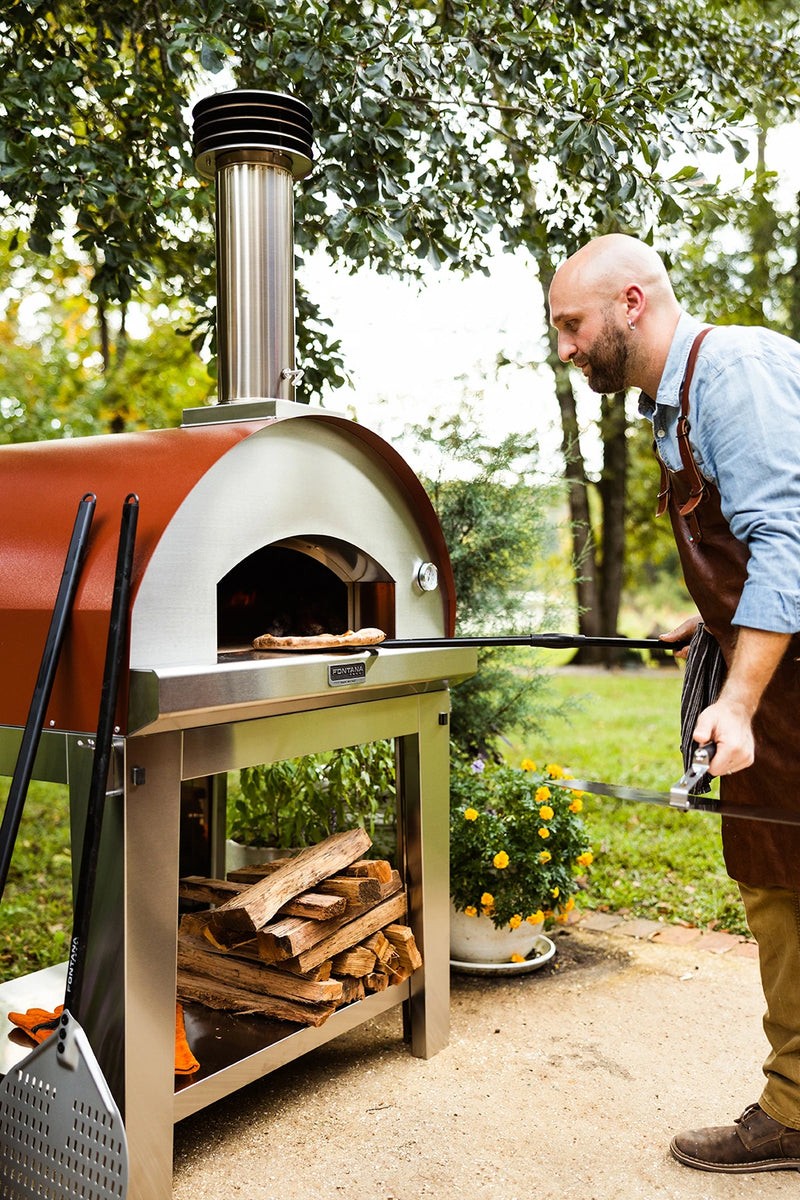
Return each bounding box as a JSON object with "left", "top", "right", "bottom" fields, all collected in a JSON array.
[{"left": 301, "top": 245, "right": 565, "bottom": 466}]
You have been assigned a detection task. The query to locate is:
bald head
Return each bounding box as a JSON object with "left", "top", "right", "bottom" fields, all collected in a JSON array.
[{"left": 549, "top": 234, "right": 681, "bottom": 396}]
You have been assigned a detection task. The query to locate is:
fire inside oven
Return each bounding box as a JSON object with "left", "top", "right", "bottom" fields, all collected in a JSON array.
[{"left": 217, "top": 536, "right": 397, "bottom": 651}]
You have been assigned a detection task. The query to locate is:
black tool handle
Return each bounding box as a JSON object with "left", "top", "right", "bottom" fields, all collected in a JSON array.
[
  {"left": 65, "top": 494, "right": 138, "bottom": 1014},
  {"left": 0, "top": 493, "right": 96, "bottom": 899},
  {"left": 380, "top": 633, "right": 691, "bottom": 652}
]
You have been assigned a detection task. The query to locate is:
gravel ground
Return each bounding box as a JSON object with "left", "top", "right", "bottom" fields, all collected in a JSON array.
[{"left": 172, "top": 926, "right": 798, "bottom": 1200}]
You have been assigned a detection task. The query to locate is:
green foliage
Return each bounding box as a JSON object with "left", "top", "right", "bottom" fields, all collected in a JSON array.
[
  {"left": 449, "top": 751, "right": 591, "bottom": 929},
  {"left": 0, "top": 235, "right": 215, "bottom": 438},
  {"left": 228, "top": 740, "right": 396, "bottom": 851},
  {"left": 412, "top": 407, "right": 568, "bottom": 755},
  {"left": 0, "top": 780, "right": 72, "bottom": 983},
  {"left": 2, "top": 0, "right": 797, "bottom": 399}
]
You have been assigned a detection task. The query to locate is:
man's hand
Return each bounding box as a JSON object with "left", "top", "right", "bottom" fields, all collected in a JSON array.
[
  {"left": 693, "top": 627, "right": 791, "bottom": 776},
  {"left": 659, "top": 614, "right": 701, "bottom": 661}
]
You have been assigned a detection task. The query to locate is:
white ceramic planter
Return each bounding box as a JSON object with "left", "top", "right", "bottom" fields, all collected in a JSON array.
[
  {"left": 225, "top": 840, "right": 300, "bottom": 872},
  {"left": 449, "top": 902, "right": 544, "bottom": 963}
]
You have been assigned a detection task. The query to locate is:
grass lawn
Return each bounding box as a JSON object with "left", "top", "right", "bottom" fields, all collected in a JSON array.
[
  {"left": 503, "top": 666, "right": 749, "bottom": 937},
  {"left": 0, "top": 778, "right": 72, "bottom": 983}
]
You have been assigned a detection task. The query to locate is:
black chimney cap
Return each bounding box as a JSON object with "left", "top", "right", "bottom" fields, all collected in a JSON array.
[{"left": 192, "top": 90, "right": 313, "bottom": 179}]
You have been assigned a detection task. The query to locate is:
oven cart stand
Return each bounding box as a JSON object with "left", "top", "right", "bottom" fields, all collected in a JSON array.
[{"left": 0, "top": 646, "right": 475, "bottom": 1200}]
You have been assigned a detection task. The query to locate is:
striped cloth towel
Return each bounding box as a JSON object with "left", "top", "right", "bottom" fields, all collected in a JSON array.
[{"left": 680, "top": 622, "right": 726, "bottom": 794}]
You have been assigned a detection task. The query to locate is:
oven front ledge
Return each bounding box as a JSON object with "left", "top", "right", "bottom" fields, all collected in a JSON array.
[{"left": 127, "top": 645, "right": 478, "bottom": 735}]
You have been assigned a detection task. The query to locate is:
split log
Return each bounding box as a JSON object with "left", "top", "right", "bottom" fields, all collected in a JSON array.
[
  {"left": 289, "top": 891, "right": 408, "bottom": 974},
  {"left": 280, "top": 892, "right": 347, "bottom": 920},
  {"left": 180, "top": 878, "right": 345, "bottom": 922},
  {"left": 181, "top": 911, "right": 261, "bottom": 959},
  {"left": 179, "top": 877, "right": 245, "bottom": 905},
  {"left": 330, "top": 945, "right": 377, "bottom": 978},
  {"left": 384, "top": 924, "right": 423, "bottom": 973},
  {"left": 364, "top": 969, "right": 389, "bottom": 993},
  {"left": 256, "top": 873, "right": 403, "bottom": 963},
  {"left": 177, "top": 936, "right": 343, "bottom": 1004},
  {"left": 207, "top": 827, "right": 372, "bottom": 947},
  {"left": 315, "top": 876, "right": 381, "bottom": 905},
  {"left": 342, "top": 859, "right": 394, "bottom": 884},
  {"left": 177, "top": 970, "right": 336, "bottom": 1027},
  {"left": 361, "top": 930, "right": 393, "bottom": 963},
  {"left": 336, "top": 976, "right": 366, "bottom": 1005},
  {"left": 226, "top": 861, "right": 292, "bottom": 883}
]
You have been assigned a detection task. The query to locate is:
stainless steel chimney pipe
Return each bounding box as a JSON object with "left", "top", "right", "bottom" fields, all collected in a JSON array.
[{"left": 192, "top": 91, "right": 313, "bottom": 404}]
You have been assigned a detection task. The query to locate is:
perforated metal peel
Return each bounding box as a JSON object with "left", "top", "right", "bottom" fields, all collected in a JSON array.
[{"left": 0, "top": 1011, "right": 128, "bottom": 1198}]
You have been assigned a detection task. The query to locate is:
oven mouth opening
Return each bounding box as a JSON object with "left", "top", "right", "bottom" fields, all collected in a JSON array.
[{"left": 217, "top": 536, "right": 396, "bottom": 653}]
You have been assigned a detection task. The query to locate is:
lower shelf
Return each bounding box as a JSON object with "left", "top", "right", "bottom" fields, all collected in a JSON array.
[
  {"left": 174, "top": 980, "right": 410, "bottom": 1120},
  {"left": 0, "top": 964, "right": 411, "bottom": 1122}
]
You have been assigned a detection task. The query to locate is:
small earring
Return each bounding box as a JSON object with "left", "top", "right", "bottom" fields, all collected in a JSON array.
[{"left": 628, "top": 320, "right": 636, "bottom": 330}]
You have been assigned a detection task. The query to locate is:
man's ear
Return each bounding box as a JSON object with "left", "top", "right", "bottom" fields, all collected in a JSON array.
[{"left": 625, "top": 284, "right": 645, "bottom": 326}]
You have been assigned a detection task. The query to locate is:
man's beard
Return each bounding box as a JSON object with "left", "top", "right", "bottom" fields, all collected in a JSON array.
[{"left": 583, "top": 316, "right": 629, "bottom": 394}]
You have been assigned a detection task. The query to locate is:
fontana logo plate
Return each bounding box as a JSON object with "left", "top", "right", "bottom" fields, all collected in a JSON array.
[{"left": 328, "top": 661, "right": 367, "bottom": 687}]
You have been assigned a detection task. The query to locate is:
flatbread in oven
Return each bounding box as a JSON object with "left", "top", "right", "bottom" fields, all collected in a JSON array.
[{"left": 252, "top": 627, "right": 386, "bottom": 651}]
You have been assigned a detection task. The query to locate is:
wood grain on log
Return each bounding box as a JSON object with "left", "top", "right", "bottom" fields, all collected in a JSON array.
[
  {"left": 207, "top": 827, "right": 372, "bottom": 946},
  {"left": 290, "top": 891, "right": 407, "bottom": 973},
  {"left": 177, "top": 936, "right": 343, "bottom": 1004},
  {"left": 177, "top": 970, "right": 336, "bottom": 1026}
]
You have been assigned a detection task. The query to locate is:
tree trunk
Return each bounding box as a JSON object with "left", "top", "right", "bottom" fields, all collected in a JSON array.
[
  {"left": 598, "top": 389, "right": 628, "bottom": 662},
  {"left": 537, "top": 262, "right": 609, "bottom": 662}
]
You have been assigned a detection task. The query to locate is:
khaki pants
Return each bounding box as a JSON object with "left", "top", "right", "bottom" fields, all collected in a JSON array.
[{"left": 739, "top": 883, "right": 800, "bottom": 1128}]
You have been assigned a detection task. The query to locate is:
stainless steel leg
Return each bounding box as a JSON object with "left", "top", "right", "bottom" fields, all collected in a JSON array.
[
  {"left": 124, "top": 731, "right": 182, "bottom": 1200},
  {"left": 398, "top": 691, "right": 451, "bottom": 1058}
]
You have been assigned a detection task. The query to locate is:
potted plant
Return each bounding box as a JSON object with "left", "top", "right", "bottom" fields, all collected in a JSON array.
[
  {"left": 449, "top": 752, "right": 593, "bottom": 963},
  {"left": 226, "top": 740, "right": 397, "bottom": 869}
]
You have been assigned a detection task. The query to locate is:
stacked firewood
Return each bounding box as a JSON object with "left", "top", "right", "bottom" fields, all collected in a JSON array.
[{"left": 177, "top": 827, "right": 422, "bottom": 1027}]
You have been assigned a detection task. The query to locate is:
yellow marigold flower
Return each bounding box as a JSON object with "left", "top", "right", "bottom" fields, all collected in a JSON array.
[
  {"left": 493, "top": 850, "right": 510, "bottom": 869},
  {"left": 547, "top": 763, "right": 564, "bottom": 778},
  {"left": 464, "top": 807, "right": 479, "bottom": 821},
  {"left": 480, "top": 892, "right": 494, "bottom": 907},
  {"left": 483, "top": 904, "right": 496, "bottom": 917},
  {"left": 464, "top": 905, "right": 477, "bottom": 917},
  {"left": 527, "top": 910, "right": 544, "bottom": 925},
  {"left": 576, "top": 851, "right": 594, "bottom": 867},
  {"left": 535, "top": 786, "right": 551, "bottom": 804},
  {"left": 538, "top": 849, "right": 552, "bottom": 864},
  {"left": 509, "top": 914, "right": 522, "bottom": 929},
  {"left": 564, "top": 896, "right": 576, "bottom": 912},
  {"left": 551, "top": 886, "right": 560, "bottom": 898},
  {"left": 538, "top": 826, "right": 550, "bottom": 839},
  {"left": 538, "top": 804, "right": 554, "bottom": 820},
  {"left": 510, "top": 954, "right": 526, "bottom": 963},
  {"left": 569, "top": 796, "right": 584, "bottom": 813},
  {"left": 520, "top": 758, "right": 537, "bottom": 771}
]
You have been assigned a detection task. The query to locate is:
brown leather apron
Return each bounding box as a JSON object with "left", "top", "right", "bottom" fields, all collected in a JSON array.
[{"left": 655, "top": 328, "right": 800, "bottom": 889}]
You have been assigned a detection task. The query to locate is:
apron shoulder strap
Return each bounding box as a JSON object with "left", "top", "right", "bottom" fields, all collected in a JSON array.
[
  {"left": 676, "top": 327, "right": 714, "bottom": 517},
  {"left": 653, "top": 326, "right": 714, "bottom": 519}
]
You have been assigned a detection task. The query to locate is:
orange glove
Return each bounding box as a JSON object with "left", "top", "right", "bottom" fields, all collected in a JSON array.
[
  {"left": 8, "top": 1001, "right": 200, "bottom": 1075},
  {"left": 8, "top": 1004, "right": 63, "bottom": 1043},
  {"left": 174, "top": 1002, "right": 200, "bottom": 1075}
]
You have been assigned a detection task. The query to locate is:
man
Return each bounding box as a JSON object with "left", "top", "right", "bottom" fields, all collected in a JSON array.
[{"left": 549, "top": 233, "right": 800, "bottom": 1173}]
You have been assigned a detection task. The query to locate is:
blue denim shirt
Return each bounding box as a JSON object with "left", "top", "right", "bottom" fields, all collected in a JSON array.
[{"left": 638, "top": 311, "right": 800, "bottom": 633}]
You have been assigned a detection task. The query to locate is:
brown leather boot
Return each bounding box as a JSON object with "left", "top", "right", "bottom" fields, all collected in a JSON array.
[{"left": 670, "top": 1104, "right": 800, "bottom": 1172}]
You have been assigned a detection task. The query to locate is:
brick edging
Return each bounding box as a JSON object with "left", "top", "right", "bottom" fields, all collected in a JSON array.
[{"left": 566, "top": 908, "right": 759, "bottom": 959}]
